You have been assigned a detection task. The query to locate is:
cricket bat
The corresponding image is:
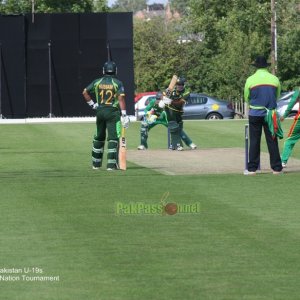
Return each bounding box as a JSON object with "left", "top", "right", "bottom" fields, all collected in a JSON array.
[
  {"left": 119, "top": 127, "right": 127, "bottom": 170},
  {"left": 166, "top": 75, "right": 178, "bottom": 96}
]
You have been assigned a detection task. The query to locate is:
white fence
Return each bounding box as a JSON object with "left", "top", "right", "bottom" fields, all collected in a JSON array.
[{"left": 232, "top": 100, "right": 248, "bottom": 119}]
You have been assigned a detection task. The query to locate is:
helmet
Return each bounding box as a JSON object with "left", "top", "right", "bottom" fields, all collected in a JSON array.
[
  {"left": 176, "top": 77, "right": 186, "bottom": 86},
  {"left": 156, "top": 91, "right": 163, "bottom": 100},
  {"left": 176, "top": 77, "right": 186, "bottom": 91},
  {"left": 103, "top": 61, "right": 117, "bottom": 75}
]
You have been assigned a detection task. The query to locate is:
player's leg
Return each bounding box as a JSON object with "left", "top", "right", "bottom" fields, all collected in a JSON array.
[
  {"left": 157, "top": 111, "right": 172, "bottom": 148},
  {"left": 138, "top": 121, "right": 149, "bottom": 150},
  {"left": 106, "top": 109, "right": 120, "bottom": 170},
  {"left": 168, "top": 121, "right": 182, "bottom": 150},
  {"left": 248, "top": 116, "right": 263, "bottom": 172},
  {"left": 165, "top": 108, "right": 182, "bottom": 150},
  {"left": 179, "top": 122, "right": 197, "bottom": 149},
  {"left": 281, "top": 114, "right": 300, "bottom": 166},
  {"left": 92, "top": 110, "right": 106, "bottom": 169},
  {"left": 263, "top": 121, "right": 282, "bottom": 172},
  {"left": 138, "top": 115, "right": 163, "bottom": 150}
]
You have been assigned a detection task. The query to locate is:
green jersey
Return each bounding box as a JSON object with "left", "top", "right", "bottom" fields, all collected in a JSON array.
[
  {"left": 244, "top": 68, "right": 281, "bottom": 117},
  {"left": 145, "top": 99, "right": 164, "bottom": 117},
  {"left": 168, "top": 87, "right": 190, "bottom": 112},
  {"left": 86, "top": 75, "right": 125, "bottom": 109}
]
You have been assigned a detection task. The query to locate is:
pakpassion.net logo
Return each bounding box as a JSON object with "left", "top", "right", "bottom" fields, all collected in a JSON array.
[{"left": 115, "top": 192, "right": 200, "bottom": 216}]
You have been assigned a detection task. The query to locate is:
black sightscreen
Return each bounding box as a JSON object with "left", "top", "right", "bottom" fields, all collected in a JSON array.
[
  {"left": 26, "top": 14, "right": 51, "bottom": 117},
  {"left": 0, "top": 13, "right": 134, "bottom": 118},
  {"left": 0, "top": 15, "right": 26, "bottom": 118}
]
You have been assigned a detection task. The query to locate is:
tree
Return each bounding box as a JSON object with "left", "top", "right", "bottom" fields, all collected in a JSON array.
[
  {"left": 0, "top": 0, "right": 96, "bottom": 14},
  {"left": 0, "top": 0, "right": 31, "bottom": 14},
  {"left": 276, "top": 0, "right": 300, "bottom": 90},
  {"left": 169, "top": 0, "right": 191, "bottom": 15},
  {"left": 111, "top": 0, "right": 146, "bottom": 12},
  {"left": 181, "top": 0, "right": 277, "bottom": 99},
  {"left": 93, "top": 0, "right": 109, "bottom": 12},
  {"left": 134, "top": 17, "right": 182, "bottom": 92},
  {"left": 35, "top": 0, "right": 94, "bottom": 13}
]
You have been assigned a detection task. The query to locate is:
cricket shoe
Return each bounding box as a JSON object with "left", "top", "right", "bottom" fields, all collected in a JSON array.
[
  {"left": 176, "top": 146, "right": 184, "bottom": 151},
  {"left": 137, "top": 145, "right": 146, "bottom": 150},
  {"left": 92, "top": 166, "right": 100, "bottom": 170},
  {"left": 282, "top": 162, "right": 287, "bottom": 168},
  {"left": 189, "top": 143, "right": 197, "bottom": 150},
  {"left": 245, "top": 171, "right": 256, "bottom": 176},
  {"left": 107, "top": 168, "right": 117, "bottom": 171},
  {"left": 273, "top": 170, "right": 284, "bottom": 175}
]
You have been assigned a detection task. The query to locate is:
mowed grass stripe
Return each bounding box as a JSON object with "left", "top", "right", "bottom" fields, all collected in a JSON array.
[{"left": 0, "top": 121, "right": 300, "bottom": 299}]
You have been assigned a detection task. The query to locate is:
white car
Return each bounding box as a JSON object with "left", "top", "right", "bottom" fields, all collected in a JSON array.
[{"left": 277, "top": 91, "right": 298, "bottom": 117}]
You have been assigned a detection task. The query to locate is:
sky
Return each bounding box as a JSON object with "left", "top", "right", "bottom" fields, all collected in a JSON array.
[{"left": 107, "top": 0, "right": 168, "bottom": 7}]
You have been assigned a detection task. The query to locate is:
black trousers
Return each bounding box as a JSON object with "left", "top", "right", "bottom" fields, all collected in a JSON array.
[{"left": 248, "top": 115, "right": 282, "bottom": 172}]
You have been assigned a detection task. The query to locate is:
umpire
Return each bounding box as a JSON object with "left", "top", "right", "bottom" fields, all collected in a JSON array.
[{"left": 244, "top": 56, "right": 283, "bottom": 175}]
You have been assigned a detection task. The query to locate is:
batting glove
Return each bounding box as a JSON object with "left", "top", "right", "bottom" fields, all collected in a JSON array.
[
  {"left": 158, "top": 100, "right": 165, "bottom": 108},
  {"left": 162, "top": 96, "right": 172, "bottom": 105},
  {"left": 121, "top": 112, "right": 130, "bottom": 129},
  {"left": 165, "top": 88, "right": 172, "bottom": 97}
]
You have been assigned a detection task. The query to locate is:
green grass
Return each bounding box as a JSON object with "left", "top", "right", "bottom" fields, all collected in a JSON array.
[{"left": 0, "top": 120, "right": 300, "bottom": 299}]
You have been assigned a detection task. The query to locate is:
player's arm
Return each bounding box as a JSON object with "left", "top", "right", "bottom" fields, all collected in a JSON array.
[
  {"left": 180, "top": 89, "right": 190, "bottom": 103},
  {"left": 116, "top": 83, "right": 126, "bottom": 113},
  {"left": 119, "top": 94, "right": 126, "bottom": 112},
  {"left": 282, "top": 89, "right": 300, "bottom": 119},
  {"left": 144, "top": 99, "right": 155, "bottom": 114},
  {"left": 82, "top": 85, "right": 98, "bottom": 110},
  {"left": 82, "top": 88, "right": 92, "bottom": 101},
  {"left": 118, "top": 90, "right": 130, "bottom": 128},
  {"left": 172, "top": 90, "right": 189, "bottom": 109}
]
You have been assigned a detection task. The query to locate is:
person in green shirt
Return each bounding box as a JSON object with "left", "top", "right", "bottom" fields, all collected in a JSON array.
[
  {"left": 163, "top": 77, "right": 197, "bottom": 151},
  {"left": 137, "top": 91, "right": 197, "bottom": 150},
  {"left": 82, "top": 61, "right": 130, "bottom": 170},
  {"left": 280, "top": 88, "right": 300, "bottom": 167},
  {"left": 244, "top": 56, "right": 283, "bottom": 175}
]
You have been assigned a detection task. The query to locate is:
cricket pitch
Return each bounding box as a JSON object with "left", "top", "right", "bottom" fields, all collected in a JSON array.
[{"left": 127, "top": 148, "right": 300, "bottom": 175}]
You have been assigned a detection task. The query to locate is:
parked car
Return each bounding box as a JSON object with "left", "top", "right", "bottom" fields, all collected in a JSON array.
[
  {"left": 135, "top": 93, "right": 157, "bottom": 120},
  {"left": 134, "top": 92, "right": 156, "bottom": 103},
  {"left": 182, "top": 93, "right": 235, "bottom": 120},
  {"left": 135, "top": 92, "right": 235, "bottom": 120},
  {"left": 277, "top": 91, "right": 297, "bottom": 117}
]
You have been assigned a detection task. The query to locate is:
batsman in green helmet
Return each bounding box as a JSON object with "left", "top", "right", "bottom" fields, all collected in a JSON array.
[
  {"left": 163, "top": 77, "right": 197, "bottom": 151},
  {"left": 82, "top": 60, "right": 130, "bottom": 171},
  {"left": 137, "top": 91, "right": 197, "bottom": 150}
]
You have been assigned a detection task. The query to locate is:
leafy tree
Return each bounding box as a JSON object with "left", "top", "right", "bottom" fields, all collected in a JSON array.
[
  {"left": 182, "top": 0, "right": 278, "bottom": 100},
  {"left": 0, "top": 0, "right": 31, "bottom": 14},
  {"left": 134, "top": 17, "right": 182, "bottom": 92},
  {"left": 35, "top": 0, "right": 94, "bottom": 13},
  {"left": 111, "top": 0, "right": 146, "bottom": 13},
  {"left": 93, "top": 0, "right": 109, "bottom": 12},
  {"left": 276, "top": 0, "right": 300, "bottom": 90},
  {"left": 0, "top": 0, "right": 97, "bottom": 14},
  {"left": 169, "top": 0, "right": 191, "bottom": 15}
]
